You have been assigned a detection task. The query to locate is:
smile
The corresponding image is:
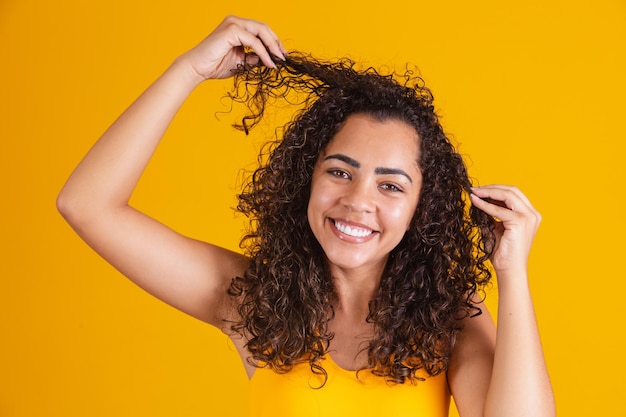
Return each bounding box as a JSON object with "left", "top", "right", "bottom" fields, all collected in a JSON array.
[{"left": 333, "top": 220, "right": 374, "bottom": 238}]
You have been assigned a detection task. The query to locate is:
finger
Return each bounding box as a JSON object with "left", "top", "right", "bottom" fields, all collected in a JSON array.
[
  {"left": 473, "top": 184, "right": 534, "bottom": 210},
  {"left": 231, "top": 31, "right": 278, "bottom": 68},
  {"left": 470, "top": 193, "right": 513, "bottom": 222},
  {"left": 470, "top": 187, "right": 541, "bottom": 227},
  {"left": 242, "top": 19, "right": 287, "bottom": 59},
  {"left": 243, "top": 52, "right": 261, "bottom": 67},
  {"left": 471, "top": 185, "right": 534, "bottom": 214},
  {"left": 234, "top": 17, "right": 286, "bottom": 63},
  {"left": 478, "top": 197, "right": 508, "bottom": 209},
  {"left": 470, "top": 190, "right": 527, "bottom": 223}
]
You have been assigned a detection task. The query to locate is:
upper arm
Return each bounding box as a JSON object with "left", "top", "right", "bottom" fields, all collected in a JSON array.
[
  {"left": 59, "top": 203, "right": 248, "bottom": 329},
  {"left": 448, "top": 302, "right": 496, "bottom": 417}
]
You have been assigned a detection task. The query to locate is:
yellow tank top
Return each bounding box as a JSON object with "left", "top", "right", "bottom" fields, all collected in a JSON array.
[{"left": 249, "top": 355, "right": 450, "bottom": 417}]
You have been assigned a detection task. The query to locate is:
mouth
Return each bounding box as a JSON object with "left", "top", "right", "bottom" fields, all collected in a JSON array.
[{"left": 332, "top": 219, "right": 375, "bottom": 238}]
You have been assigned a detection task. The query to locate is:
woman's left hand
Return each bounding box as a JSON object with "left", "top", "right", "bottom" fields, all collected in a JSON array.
[{"left": 470, "top": 185, "right": 541, "bottom": 277}]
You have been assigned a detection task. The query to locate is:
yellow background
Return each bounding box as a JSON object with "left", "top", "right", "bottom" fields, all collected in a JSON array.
[{"left": 1, "top": 1, "right": 624, "bottom": 416}]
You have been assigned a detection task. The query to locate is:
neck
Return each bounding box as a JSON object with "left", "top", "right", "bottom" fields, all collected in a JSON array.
[{"left": 330, "top": 262, "right": 386, "bottom": 317}]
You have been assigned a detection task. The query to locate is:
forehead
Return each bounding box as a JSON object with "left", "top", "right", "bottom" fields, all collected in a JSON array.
[{"left": 323, "top": 113, "right": 421, "bottom": 166}]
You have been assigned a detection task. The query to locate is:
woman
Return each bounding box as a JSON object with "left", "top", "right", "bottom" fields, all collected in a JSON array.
[{"left": 57, "top": 16, "right": 555, "bottom": 417}]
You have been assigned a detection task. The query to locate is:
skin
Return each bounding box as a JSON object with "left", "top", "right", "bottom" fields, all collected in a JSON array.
[
  {"left": 57, "top": 15, "right": 555, "bottom": 417},
  {"left": 308, "top": 114, "right": 422, "bottom": 286},
  {"left": 307, "top": 114, "right": 423, "bottom": 370}
]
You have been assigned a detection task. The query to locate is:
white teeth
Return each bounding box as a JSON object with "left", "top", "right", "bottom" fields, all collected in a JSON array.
[{"left": 334, "top": 221, "right": 373, "bottom": 237}]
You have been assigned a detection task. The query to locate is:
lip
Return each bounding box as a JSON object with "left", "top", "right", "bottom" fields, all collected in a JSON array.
[{"left": 329, "top": 218, "right": 378, "bottom": 243}]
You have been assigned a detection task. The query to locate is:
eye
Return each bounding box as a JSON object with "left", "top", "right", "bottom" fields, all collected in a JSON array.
[
  {"left": 380, "top": 182, "right": 403, "bottom": 193},
  {"left": 327, "top": 169, "right": 351, "bottom": 179}
]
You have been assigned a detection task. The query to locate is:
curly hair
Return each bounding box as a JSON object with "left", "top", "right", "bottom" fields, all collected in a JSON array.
[{"left": 227, "top": 52, "right": 495, "bottom": 385}]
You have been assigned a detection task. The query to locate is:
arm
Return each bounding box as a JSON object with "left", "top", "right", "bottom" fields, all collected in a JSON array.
[
  {"left": 448, "top": 185, "right": 555, "bottom": 417},
  {"left": 56, "top": 16, "right": 287, "bottom": 329}
]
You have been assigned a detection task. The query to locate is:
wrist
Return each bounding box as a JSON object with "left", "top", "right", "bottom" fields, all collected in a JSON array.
[
  {"left": 169, "top": 55, "right": 207, "bottom": 89},
  {"left": 494, "top": 268, "right": 531, "bottom": 294}
]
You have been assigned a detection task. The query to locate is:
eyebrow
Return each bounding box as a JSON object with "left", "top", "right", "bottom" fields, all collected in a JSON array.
[{"left": 323, "top": 153, "right": 414, "bottom": 184}]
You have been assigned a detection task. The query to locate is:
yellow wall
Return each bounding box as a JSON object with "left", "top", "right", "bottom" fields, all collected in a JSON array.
[{"left": 1, "top": 1, "right": 624, "bottom": 416}]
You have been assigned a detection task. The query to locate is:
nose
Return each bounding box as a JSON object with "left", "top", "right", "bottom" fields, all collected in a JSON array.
[{"left": 339, "top": 179, "right": 376, "bottom": 213}]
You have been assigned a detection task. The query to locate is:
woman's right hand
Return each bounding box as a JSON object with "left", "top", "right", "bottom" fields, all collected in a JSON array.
[
  {"left": 180, "top": 15, "right": 287, "bottom": 81},
  {"left": 57, "top": 16, "right": 280, "bottom": 337}
]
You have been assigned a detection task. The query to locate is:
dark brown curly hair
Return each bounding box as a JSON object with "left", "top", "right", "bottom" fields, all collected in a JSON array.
[{"left": 227, "top": 52, "right": 495, "bottom": 385}]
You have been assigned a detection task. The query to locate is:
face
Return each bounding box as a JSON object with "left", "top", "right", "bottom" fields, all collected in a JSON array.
[{"left": 307, "top": 113, "right": 422, "bottom": 279}]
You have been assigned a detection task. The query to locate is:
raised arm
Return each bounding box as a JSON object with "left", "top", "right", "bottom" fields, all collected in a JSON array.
[
  {"left": 448, "top": 185, "right": 555, "bottom": 417},
  {"left": 56, "top": 16, "right": 287, "bottom": 329}
]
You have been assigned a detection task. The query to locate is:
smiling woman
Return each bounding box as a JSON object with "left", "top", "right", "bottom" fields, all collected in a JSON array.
[
  {"left": 57, "top": 15, "right": 554, "bottom": 417},
  {"left": 229, "top": 53, "right": 497, "bottom": 391},
  {"left": 307, "top": 114, "right": 422, "bottom": 280}
]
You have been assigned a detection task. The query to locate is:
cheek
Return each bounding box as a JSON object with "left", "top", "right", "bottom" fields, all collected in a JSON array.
[
  {"left": 308, "top": 176, "right": 335, "bottom": 212},
  {"left": 307, "top": 181, "right": 326, "bottom": 228},
  {"left": 386, "top": 198, "right": 419, "bottom": 231},
  {"left": 387, "top": 206, "right": 412, "bottom": 229}
]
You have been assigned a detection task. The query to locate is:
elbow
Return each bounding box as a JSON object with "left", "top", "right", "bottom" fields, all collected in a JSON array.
[
  {"left": 56, "top": 184, "right": 97, "bottom": 227},
  {"left": 56, "top": 185, "right": 80, "bottom": 224},
  {"left": 57, "top": 183, "right": 127, "bottom": 230}
]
